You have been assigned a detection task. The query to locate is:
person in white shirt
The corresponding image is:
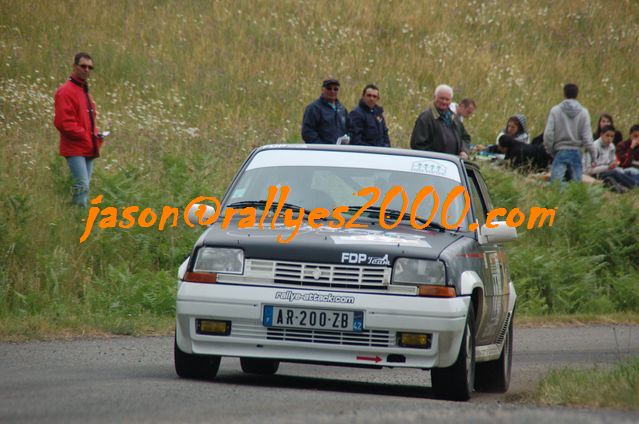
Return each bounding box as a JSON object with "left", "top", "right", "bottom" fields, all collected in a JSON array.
[
  {"left": 583, "top": 125, "right": 636, "bottom": 191},
  {"left": 449, "top": 98, "right": 476, "bottom": 122}
]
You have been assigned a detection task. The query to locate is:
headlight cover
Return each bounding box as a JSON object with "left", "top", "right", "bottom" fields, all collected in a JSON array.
[
  {"left": 392, "top": 258, "right": 446, "bottom": 286},
  {"left": 193, "top": 247, "right": 244, "bottom": 274}
]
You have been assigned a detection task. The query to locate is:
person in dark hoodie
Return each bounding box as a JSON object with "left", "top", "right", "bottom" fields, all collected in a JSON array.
[
  {"left": 543, "top": 83, "right": 596, "bottom": 183},
  {"left": 497, "top": 134, "right": 551, "bottom": 172},
  {"left": 347, "top": 84, "right": 390, "bottom": 147}
]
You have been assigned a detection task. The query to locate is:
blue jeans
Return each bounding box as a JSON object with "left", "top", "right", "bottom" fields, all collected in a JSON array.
[
  {"left": 620, "top": 167, "right": 639, "bottom": 185},
  {"left": 66, "top": 156, "right": 94, "bottom": 207},
  {"left": 550, "top": 149, "right": 582, "bottom": 183},
  {"left": 599, "top": 169, "right": 637, "bottom": 189}
]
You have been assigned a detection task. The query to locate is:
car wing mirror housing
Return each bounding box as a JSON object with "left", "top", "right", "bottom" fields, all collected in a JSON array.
[
  {"left": 187, "top": 203, "right": 216, "bottom": 227},
  {"left": 478, "top": 221, "right": 517, "bottom": 244}
]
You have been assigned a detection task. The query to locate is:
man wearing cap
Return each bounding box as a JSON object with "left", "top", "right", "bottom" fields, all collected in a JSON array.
[
  {"left": 410, "top": 84, "right": 470, "bottom": 159},
  {"left": 302, "top": 79, "right": 349, "bottom": 144}
]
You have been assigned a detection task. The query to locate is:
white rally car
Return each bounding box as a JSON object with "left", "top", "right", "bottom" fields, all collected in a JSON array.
[{"left": 175, "top": 144, "right": 517, "bottom": 401}]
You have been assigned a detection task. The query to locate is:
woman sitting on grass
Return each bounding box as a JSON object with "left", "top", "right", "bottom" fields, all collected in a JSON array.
[
  {"left": 498, "top": 114, "right": 530, "bottom": 144},
  {"left": 593, "top": 113, "right": 623, "bottom": 146},
  {"left": 497, "top": 134, "right": 550, "bottom": 172},
  {"left": 481, "top": 113, "right": 531, "bottom": 154},
  {"left": 583, "top": 125, "right": 636, "bottom": 192}
]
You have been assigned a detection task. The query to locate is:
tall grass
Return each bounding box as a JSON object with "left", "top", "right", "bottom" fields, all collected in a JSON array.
[
  {"left": 531, "top": 357, "right": 639, "bottom": 410},
  {"left": 1, "top": 0, "right": 638, "bottom": 337}
]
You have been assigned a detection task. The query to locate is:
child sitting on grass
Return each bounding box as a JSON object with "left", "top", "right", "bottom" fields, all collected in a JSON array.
[{"left": 583, "top": 125, "right": 636, "bottom": 192}]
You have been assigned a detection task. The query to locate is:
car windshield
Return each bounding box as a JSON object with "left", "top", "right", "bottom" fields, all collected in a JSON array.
[{"left": 225, "top": 149, "right": 471, "bottom": 230}]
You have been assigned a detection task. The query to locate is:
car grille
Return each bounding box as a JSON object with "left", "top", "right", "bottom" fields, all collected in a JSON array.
[
  {"left": 242, "top": 259, "right": 391, "bottom": 290},
  {"left": 266, "top": 327, "right": 393, "bottom": 347},
  {"left": 230, "top": 321, "right": 394, "bottom": 348}
]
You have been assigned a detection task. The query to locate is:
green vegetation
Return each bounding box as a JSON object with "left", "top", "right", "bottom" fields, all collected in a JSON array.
[
  {"left": 529, "top": 358, "right": 639, "bottom": 410},
  {"left": 482, "top": 166, "right": 639, "bottom": 315},
  {"left": 1, "top": 0, "right": 638, "bottom": 338}
]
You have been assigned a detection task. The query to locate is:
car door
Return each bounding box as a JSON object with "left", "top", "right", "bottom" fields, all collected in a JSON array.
[{"left": 466, "top": 167, "right": 510, "bottom": 345}]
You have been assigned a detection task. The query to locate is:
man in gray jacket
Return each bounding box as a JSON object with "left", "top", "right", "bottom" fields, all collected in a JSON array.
[{"left": 543, "top": 83, "right": 596, "bottom": 182}]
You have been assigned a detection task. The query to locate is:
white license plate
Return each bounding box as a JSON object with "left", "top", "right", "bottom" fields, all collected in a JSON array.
[{"left": 263, "top": 306, "right": 363, "bottom": 332}]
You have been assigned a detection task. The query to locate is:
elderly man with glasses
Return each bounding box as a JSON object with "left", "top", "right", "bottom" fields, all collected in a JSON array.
[
  {"left": 301, "top": 78, "right": 350, "bottom": 144},
  {"left": 54, "top": 52, "right": 105, "bottom": 207}
]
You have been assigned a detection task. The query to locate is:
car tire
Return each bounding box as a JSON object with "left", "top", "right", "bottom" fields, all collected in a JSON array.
[
  {"left": 240, "top": 358, "right": 280, "bottom": 375},
  {"left": 431, "top": 304, "right": 475, "bottom": 401},
  {"left": 475, "top": 314, "right": 513, "bottom": 393},
  {"left": 174, "top": 338, "right": 221, "bottom": 380}
]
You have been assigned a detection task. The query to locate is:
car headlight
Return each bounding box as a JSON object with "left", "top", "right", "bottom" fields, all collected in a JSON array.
[
  {"left": 392, "top": 258, "right": 446, "bottom": 286},
  {"left": 193, "top": 247, "right": 244, "bottom": 274}
]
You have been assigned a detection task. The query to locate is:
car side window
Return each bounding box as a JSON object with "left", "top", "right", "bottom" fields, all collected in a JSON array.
[
  {"left": 473, "top": 171, "right": 495, "bottom": 211},
  {"left": 466, "top": 170, "right": 488, "bottom": 227}
]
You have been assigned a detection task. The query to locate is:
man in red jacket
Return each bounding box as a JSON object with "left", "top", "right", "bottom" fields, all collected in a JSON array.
[{"left": 54, "top": 52, "right": 104, "bottom": 207}]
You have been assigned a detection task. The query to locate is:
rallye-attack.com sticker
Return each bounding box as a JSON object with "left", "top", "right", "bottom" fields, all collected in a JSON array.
[{"left": 275, "top": 290, "right": 355, "bottom": 304}]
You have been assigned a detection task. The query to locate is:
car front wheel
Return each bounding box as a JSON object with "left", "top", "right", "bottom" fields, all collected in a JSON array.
[
  {"left": 174, "top": 338, "right": 221, "bottom": 380},
  {"left": 431, "top": 304, "right": 476, "bottom": 401}
]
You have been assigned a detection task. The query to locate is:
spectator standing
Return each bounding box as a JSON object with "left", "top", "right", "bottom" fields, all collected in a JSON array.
[
  {"left": 301, "top": 79, "right": 349, "bottom": 144},
  {"left": 54, "top": 52, "right": 104, "bottom": 207},
  {"left": 410, "top": 84, "right": 470, "bottom": 159},
  {"left": 593, "top": 113, "right": 623, "bottom": 146},
  {"left": 450, "top": 98, "right": 476, "bottom": 122},
  {"left": 347, "top": 84, "right": 390, "bottom": 147},
  {"left": 543, "top": 83, "right": 596, "bottom": 183}
]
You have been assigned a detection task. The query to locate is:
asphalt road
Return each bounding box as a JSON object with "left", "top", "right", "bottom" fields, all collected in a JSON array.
[{"left": 1, "top": 325, "right": 638, "bottom": 423}]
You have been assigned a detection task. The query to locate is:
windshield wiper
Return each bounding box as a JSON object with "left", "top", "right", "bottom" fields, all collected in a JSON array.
[
  {"left": 226, "top": 200, "right": 303, "bottom": 212},
  {"left": 346, "top": 205, "right": 448, "bottom": 232}
]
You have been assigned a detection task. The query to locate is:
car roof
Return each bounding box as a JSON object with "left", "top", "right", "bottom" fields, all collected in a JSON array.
[
  {"left": 255, "top": 143, "right": 479, "bottom": 171},
  {"left": 257, "top": 143, "right": 463, "bottom": 162}
]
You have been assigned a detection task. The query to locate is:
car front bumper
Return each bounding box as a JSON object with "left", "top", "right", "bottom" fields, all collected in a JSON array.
[{"left": 176, "top": 281, "right": 470, "bottom": 368}]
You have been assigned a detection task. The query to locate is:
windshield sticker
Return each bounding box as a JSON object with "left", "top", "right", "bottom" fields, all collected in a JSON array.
[
  {"left": 275, "top": 290, "right": 355, "bottom": 304},
  {"left": 331, "top": 233, "right": 432, "bottom": 248},
  {"left": 341, "top": 253, "right": 390, "bottom": 265},
  {"left": 411, "top": 160, "right": 447, "bottom": 177}
]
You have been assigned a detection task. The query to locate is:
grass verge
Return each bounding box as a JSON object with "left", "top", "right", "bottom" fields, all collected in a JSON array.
[{"left": 525, "top": 358, "right": 639, "bottom": 410}]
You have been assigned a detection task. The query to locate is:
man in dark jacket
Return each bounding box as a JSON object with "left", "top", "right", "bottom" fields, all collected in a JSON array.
[
  {"left": 54, "top": 52, "right": 104, "bottom": 207},
  {"left": 347, "top": 84, "right": 390, "bottom": 147},
  {"left": 301, "top": 79, "right": 349, "bottom": 144},
  {"left": 410, "top": 84, "right": 470, "bottom": 159}
]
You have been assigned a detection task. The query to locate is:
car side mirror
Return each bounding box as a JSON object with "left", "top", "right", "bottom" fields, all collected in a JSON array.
[
  {"left": 477, "top": 221, "right": 517, "bottom": 244},
  {"left": 187, "top": 203, "right": 216, "bottom": 227}
]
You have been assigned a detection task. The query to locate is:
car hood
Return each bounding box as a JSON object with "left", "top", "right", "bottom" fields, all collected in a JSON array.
[{"left": 199, "top": 219, "right": 463, "bottom": 265}]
